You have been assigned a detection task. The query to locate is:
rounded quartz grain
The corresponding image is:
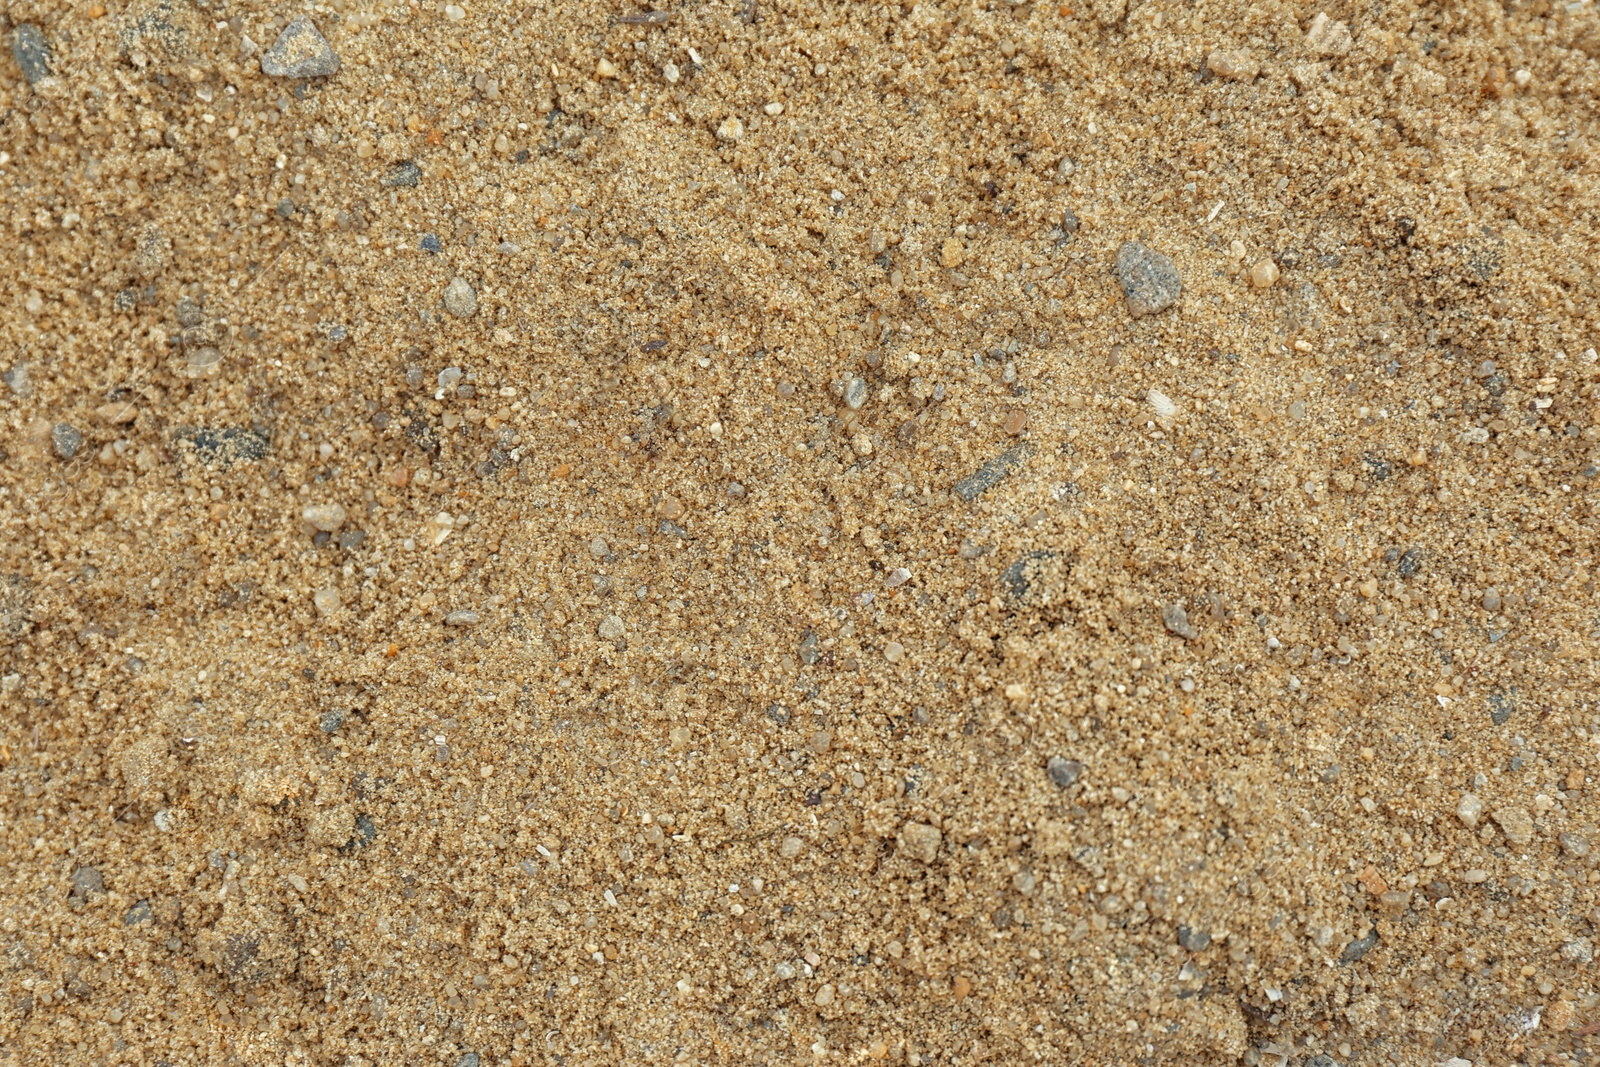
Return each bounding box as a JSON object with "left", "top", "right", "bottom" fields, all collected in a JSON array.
[
  {"left": 1046, "top": 756, "right": 1082, "bottom": 788},
  {"left": 302, "top": 503, "right": 347, "bottom": 532},
  {"left": 443, "top": 278, "right": 479, "bottom": 318}
]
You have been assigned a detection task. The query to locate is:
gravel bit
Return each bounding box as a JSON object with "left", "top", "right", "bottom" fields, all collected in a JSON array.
[
  {"left": 260, "top": 16, "right": 341, "bottom": 78},
  {"left": 51, "top": 423, "right": 83, "bottom": 460},
  {"left": 11, "top": 24, "right": 52, "bottom": 85},
  {"left": 1338, "top": 930, "right": 1379, "bottom": 964},
  {"left": 302, "top": 503, "right": 347, "bottom": 532},
  {"left": 1115, "top": 241, "right": 1182, "bottom": 318},
  {"left": 320, "top": 710, "right": 346, "bottom": 733},
  {"left": 898, "top": 821, "right": 942, "bottom": 864},
  {"left": 843, "top": 377, "right": 868, "bottom": 410},
  {"left": 1176, "top": 926, "right": 1211, "bottom": 952},
  {"left": 382, "top": 161, "right": 422, "bottom": 188},
  {"left": 443, "top": 278, "right": 479, "bottom": 319},
  {"left": 1161, "top": 601, "right": 1199, "bottom": 640},
  {"left": 952, "top": 442, "right": 1035, "bottom": 502},
  {"left": 1060, "top": 205, "right": 1079, "bottom": 236},
  {"left": 1046, "top": 756, "right": 1082, "bottom": 788},
  {"left": 444, "top": 610, "right": 482, "bottom": 626}
]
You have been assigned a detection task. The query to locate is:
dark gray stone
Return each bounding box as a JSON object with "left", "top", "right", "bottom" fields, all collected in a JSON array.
[
  {"left": 1060, "top": 205, "right": 1079, "bottom": 236},
  {"left": 125, "top": 900, "right": 154, "bottom": 926},
  {"left": 952, "top": 442, "right": 1034, "bottom": 502},
  {"left": 338, "top": 530, "right": 366, "bottom": 550},
  {"left": 420, "top": 233, "right": 442, "bottom": 254},
  {"left": 382, "top": 160, "right": 422, "bottom": 188},
  {"left": 11, "top": 24, "right": 52, "bottom": 85},
  {"left": 1361, "top": 452, "right": 1392, "bottom": 482},
  {"left": 175, "top": 426, "right": 269, "bottom": 466},
  {"left": 319, "top": 709, "right": 345, "bottom": 733},
  {"left": 260, "top": 16, "right": 339, "bottom": 78},
  {"left": 51, "top": 423, "right": 83, "bottom": 460},
  {"left": 275, "top": 197, "right": 296, "bottom": 219},
  {"left": 1176, "top": 925, "right": 1210, "bottom": 952},
  {"left": 1161, "top": 601, "right": 1198, "bottom": 640},
  {"left": 1046, "top": 756, "right": 1081, "bottom": 788},
  {"left": 1115, "top": 241, "right": 1182, "bottom": 317},
  {"left": 1396, "top": 547, "right": 1423, "bottom": 578},
  {"left": 456, "top": 1055, "right": 480, "bottom": 1067},
  {"left": 1319, "top": 764, "right": 1341, "bottom": 784},
  {"left": 1488, "top": 688, "right": 1515, "bottom": 727},
  {"left": 1339, "top": 930, "right": 1379, "bottom": 964}
]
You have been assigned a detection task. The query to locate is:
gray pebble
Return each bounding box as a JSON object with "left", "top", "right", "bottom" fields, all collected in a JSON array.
[
  {"left": 420, "top": 233, "right": 442, "bottom": 254},
  {"left": 1481, "top": 586, "right": 1501, "bottom": 612},
  {"left": 1319, "top": 764, "right": 1341, "bottom": 783},
  {"left": 51, "top": 423, "right": 83, "bottom": 461},
  {"left": 1339, "top": 930, "right": 1379, "bottom": 963},
  {"left": 175, "top": 296, "right": 205, "bottom": 327},
  {"left": 952, "top": 442, "right": 1034, "bottom": 502},
  {"left": 1115, "top": 241, "right": 1182, "bottom": 318},
  {"left": 797, "top": 631, "right": 820, "bottom": 665},
  {"left": 69, "top": 866, "right": 104, "bottom": 903},
  {"left": 443, "top": 277, "right": 479, "bottom": 319},
  {"left": 319, "top": 709, "right": 346, "bottom": 733},
  {"left": 1046, "top": 756, "right": 1081, "bottom": 788},
  {"left": 1161, "top": 601, "right": 1198, "bottom": 640},
  {"left": 114, "top": 289, "right": 139, "bottom": 312},
  {"left": 1176, "top": 925, "right": 1210, "bottom": 952},
  {"left": 726, "top": 481, "right": 746, "bottom": 499},
  {"left": 843, "top": 377, "right": 867, "bottom": 410},
  {"left": 1559, "top": 831, "right": 1591, "bottom": 858},
  {"left": 1060, "top": 205, "right": 1079, "bottom": 236},
  {"left": 11, "top": 24, "right": 52, "bottom": 85},
  {"left": 275, "top": 197, "right": 296, "bottom": 219},
  {"left": 444, "top": 609, "right": 481, "bottom": 626},
  {"left": 456, "top": 1055, "right": 480, "bottom": 1067},
  {"left": 1487, "top": 688, "right": 1515, "bottom": 727},
  {"left": 3, "top": 362, "right": 33, "bottom": 398},
  {"left": 1396, "top": 547, "right": 1422, "bottom": 578},
  {"left": 124, "top": 900, "right": 154, "bottom": 926},
  {"left": 260, "top": 15, "right": 340, "bottom": 78},
  {"left": 382, "top": 160, "right": 422, "bottom": 188},
  {"left": 338, "top": 530, "right": 366, "bottom": 551},
  {"left": 176, "top": 426, "right": 270, "bottom": 466}
]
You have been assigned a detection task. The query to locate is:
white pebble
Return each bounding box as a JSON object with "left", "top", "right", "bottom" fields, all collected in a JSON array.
[
  {"left": 302, "top": 503, "right": 347, "bottom": 532},
  {"left": 764, "top": 101, "right": 783, "bottom": 116},
  {"left": 1147, "top": 389, "right": 1177, "bottom": 419},
  {"left": 312, "top": 587, "right": 341, "bottom": 616}
]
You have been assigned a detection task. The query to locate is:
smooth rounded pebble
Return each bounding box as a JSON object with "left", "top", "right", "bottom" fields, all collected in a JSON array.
[
  {"left": 443, "top": 278, "right": 479, "bottom": 318},
  {"left": 302, "top": 503, "right": 347, "bottom": 532},
  {"left": 1115, "top": 241, "right": 1182, "bottom": 317}
]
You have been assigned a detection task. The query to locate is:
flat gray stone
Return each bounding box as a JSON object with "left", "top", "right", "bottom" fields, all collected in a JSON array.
[
  {"left": 1116, "top": 241, "right": 1182, "bottom": 318},
  {"left": 952, "top": 442, "right": 1034, "bottom": 502},
  {"left": 261, "top": 16, "right": 339, "bottom": 78},
  {"left": 12, "top": 24, "right": 52, "bottom": 84}
]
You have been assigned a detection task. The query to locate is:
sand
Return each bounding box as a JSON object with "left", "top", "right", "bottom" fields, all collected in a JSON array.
[{"left": 2, "top": 0, "right": 1598, "bottom": 1063}]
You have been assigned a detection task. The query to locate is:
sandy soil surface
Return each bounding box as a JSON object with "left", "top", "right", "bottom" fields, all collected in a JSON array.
[{"left": 2, "top": 0, "right": 1599, "bottom": 1063}]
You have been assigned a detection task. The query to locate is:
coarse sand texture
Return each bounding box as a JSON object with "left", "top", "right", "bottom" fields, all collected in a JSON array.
[{"left": 1, "top": 0, "right": 1599, "bottom": 1064}]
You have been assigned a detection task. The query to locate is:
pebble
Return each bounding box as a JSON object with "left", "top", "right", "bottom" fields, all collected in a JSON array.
[
  {"left": 1206, "top": 49, "right": 1258, "bottom": 81},
  {"left": 51, "top": 423, "right": 83, "bottom": 461},
  {"left": 1305, "top": 12, "right": 1353, "bottom": 56},
  {"left": 1481, "top": 586, "right": 1501, "bottom": 612},
  {"left": 1003, "top": 408, "right": 1028, "bottom": 435},
  {"left": 899, "top": 821, "right": 942, "bottom": 864},
  {"left": 1455, "top": 792, "right": 1482, "bottom": 829},
  {"left": 726, "top": 481, "right": 746, "bottom": 499},
  {"left": 884, "top": 567, "right": 911, "bottom": 588},
  {"left": 958, "top": 538, "right": 987, "bottom": 560},
  {"left": 1046, "top": 756, "right": 1082, "bottom": 788},
  {"left": 1559, "top": 831, "right": 1590, "bottom": 857},
  {"left": 319, "top": 709, "right": 345, "bottom": 733},
  {"left": 186, "top": 347, "right": 224, "bottom": 379},
  {"left": 260, "top": 16, "right": 340, "bottom": 78},
  {"left": 444, "top": 610, "right": 481, "bottom": 626},
  {"left": 1338, "top": 930, "right": 1378, "bottom": 964},
  {"left": 11, "top": 24, "right": 52, "bottom": 84},
  {"left": 1491, "top": 806, "right": 1534, "bottom": 846},
  {"left": 1060, "top": 205, "right": 1079, "bottom": 236},
  {"left": 339, "top": 530, "right": 366, "bottom": 551},
  {"left": 382, "top": 160, "right": 422, "bottom": 188},
  {"left": 779, "top": 835, "right": 805, "bottom": 859},
  {"left": 1115, "top": 241, "right": 1182, "bottom": 318},
  {"left": 1161, "top": 601, "right": 1199, "bottom": 640},
  {"left": 124, "top": 900, "right": 153, "bottom": 926},
  {"left": 657, "top": 495, "right": 685, "bottom": 521},
  {"left": 70, "top": 866, "right": 105, "bottom": 900},
  {"left": 302, "top": 503, "right": 347, "bottom": 532},
  {"left": 843, "top": 377, "right": 868, "bottom": 410},
  {"left": 420, "top": 233, "right": 442, "bottom": 254},
  {"left": 443, "top": 278, "right": 479, "bottom": 318},
  {"left": 1396, "top": 547, "right": 1423, "bottom": 578},
  {"left": 883, "top": 641, "right": 904, "bottom": 663},
  {"left": 598, "top": 615, "right": 625, "bottom": 640},
  {"left": 1176, "top": 925, "right": 1211, "bottom": 952},
  {"left": 456, "top": 1054, "right": 480, "bottom": 1067},
  {"left": 312, "top": 588, "right": 341, "bottom": 616},
  {"left": 939, "top": 237, "right": 965, "bottom": 269},
  {"left": 179, "top": 427, "right": 269, "bottom": 466},
  {"left": 1461, "top": 868, "right": 1489, "bottom": 884},
  {"left": 1147, "top": 388, "right": 1177, "bottom": 419},
  {"left": 3, "top": 362, "right": 32, "bottom": 398},
  {"left": 275, "top": 197, "right": 296, "bottom": 219},
  {"left": 953, "top": 442, "right": 1034, "bottom": 502},
  {"left": 589, "top": 536, "right": 611, "bottom": 558},
  {"left": 1248, "top": 258, "right": 1280, "bottom": 289},
  {"left": 716, "top": 116, "right": 744, "bottom": 142}
]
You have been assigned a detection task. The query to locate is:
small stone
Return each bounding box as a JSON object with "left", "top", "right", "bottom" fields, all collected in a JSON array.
[
  {"left": 152, "top": 809, "right": 177, "bottom": 832},
  {"left": 1481, "top": 586, "right": 1501, "bottom": 612},
  {"left": 96, "top": 401, "right": 139, "bottom": 425},
  {"left": 1004, "top": 683, "right": 1030, "bottom": 702},
  {"left": 899, "top": 821, "right": 942, "bottom": 864},
  {"left": 1046, "top": 756, "right": 1082, "bottom": 788},
  {"left": 1460, "top": 868, "right": 1489, "bottom": 883},
  {"left": 3, "top": 362, "right": 33, "bottom": 398},
  {"left": 1491, "top": 806, "right": 1534, "bottom": 846},
  {"left": 589, "top": 536, "right": 611, "bottom": 558},
  {"left": 125, "top": 900, "right": 154, "bottom": 926},
  {"left": 275, "top": 197, "right": 296, "bottom": 219},
  {"left": 808, "top": 730, "right": 833, "bottom": 754},
  {"left": 1003, "top": 408, "right": 1029, "bottom": 435},
  {"left": 443, "top": 278, "right": 479, "bottom": 318},
  {"left": 1147, "top": 388, "right": 1177, "bottom": 419},
  {"left": 302, "top": 503, "right": 347, "bottom": 532},
  {"left": 1176, "top": 926, "right": 1210, "bottom": 952},
  {"left": 663, "top": 62, "right": 680, "bottom": 84},
  {"left": 312, "top": 588, "right": 341, "bottom": 616},
  {"left": 420, "top": 233, "right": 442, "bottom": 254},
  {"left": 598, "top": 615, "right": 625, "bottom": 640},
  {"left": 1248, "top": 258, "right": 1280, "bottom": 289},
  {"left": 51, "top": 423, "right": 83, "bottom": 460},
  {"left": 1320, "top": 764, "right": 1341, "bottom": 783},
  {"left": 958, "top": 538, "right": 986, "bottom": 560},
  {"left": 456, "top": 1054, "right": 480, "bottom": 1067},
  {"left": 1561, "top": 938, "right": 1594, "bottom": 964},
  {"left": 657, "top": 495, "right": 685, "bottom": 521},
  {"left": 319, "top": 709, "right": 345, "bottom": 733},
  {"left": 261, "top": 16, "right": 340, "bottom": 78},
  {"left": 444, "top": 610, "right": 481, "bottom": 626},
  {"left": 953, "top": 443, "right": 1035, "bottom": 502},
  {"left": 1305, "top": 11, "right": 1352, "bottom": 56},
  {"left": 764, "top": 101, "right": 783, "bottom": 116},
  {"left": 1397, "top": 547, "right": 1423, "bottom": 578},
  {"left": 939, "top": 237, "right": 965, "bottom": 269},
  {"left": 883, "top": 641, "right": 904, "bottom": 663},
  {"left": 1060, "top": 205, "right": 1079, "bottom": 236},
  {"left": 1455, "top": 793, "right": 1482, "bottom": 829},
  {"left": 813, "top": 983, "right": 836, "bottom": 1007},
  {"left": 1161, "top": 601, "right": 1199, "bottom": 640},
  {"left": 726, "top": 481, "right": 746, "bottom": 499},
  {"left": 797, "top": 631, "right": 820, "bottom": 665},
  {"left": 716, "top": 116, "right": 744, "bottom": 141},
  {"left": 338, "top": 530, "right": 366, "bottom": 551},
  {"left": 133, "top": 226, "right": 171, "bottom": 278},
  {"left": 851, "top": 432, "right": 873, "bottom": 456},
  {"left": 884, "top": 567, "right": 911, "bottom": 588},
  {"left": 596, "top": 57, "right": 619, "bottom": 79},
  {"left": 843, "top": 377, "right": 868, "bottom": 410},
  {"left": 382, "top": 160, "right": 422, "bottom": 188},
  {"left": 185, "top": 347, "right": 224, "bottom": 379},
  {"left": 1377, "top": 889, "right": 1412, "bottom": 917},
  {"left": 779, "top": 835, "right": 805, "bottom": 860},
  {"left": 1206, "top": 49, "right": 1258, "bottom": 81},
  {"left": 1558, "top": 831, "right": 1591, "bottom": 858},
  {"left": 1338, "top": 930, "right": 1379, "bottom": 964},
  {"left": 1115, "top": 241, "right": 1182, "bottom": 318},
  {"left": 70, "top": 866, "right": 105, "bottom": 898},
  {"left": 1487, "top": 689, "right": 1515, "bottom": 726},
  {"left": 11, "top": 24, "right": 52, "bottom": 84}
]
